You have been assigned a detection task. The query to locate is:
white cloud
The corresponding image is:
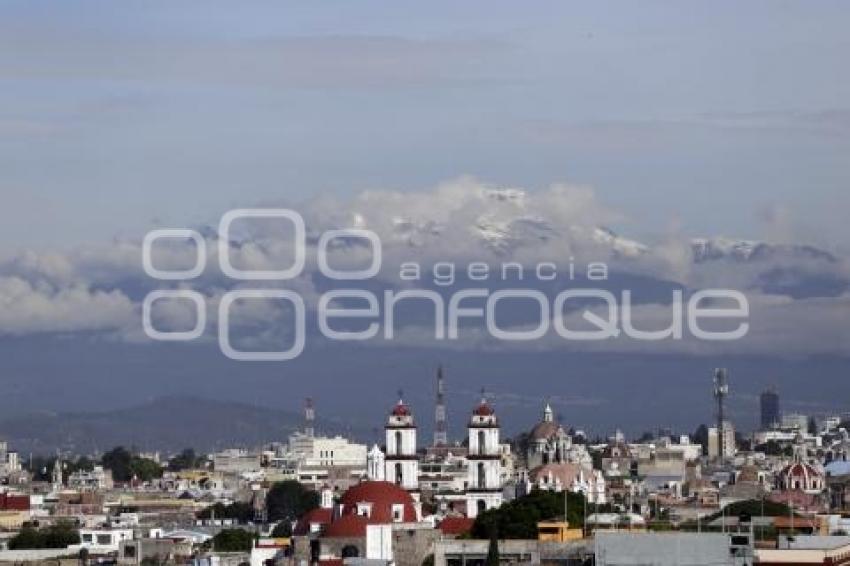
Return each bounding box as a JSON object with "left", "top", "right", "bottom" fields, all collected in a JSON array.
[
  {"left": 0, "top": 177, "right": 847, "bottom": 358},
  {"left": 0, "top": 276, "right": 135, "bottom": 335}
]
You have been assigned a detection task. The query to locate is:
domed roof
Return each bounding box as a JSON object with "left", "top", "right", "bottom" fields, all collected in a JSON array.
[
  {"left": 530, "top": 420, "right": 560, "bottom": 440},
  {"left": 529, "top": 463, "right": 586, "bottom": 487},
  {"left": 324, "top": 514, "right": 370, "bottom": 538},
  {"left": 338, "top": 480, "right": 418, "bottom": 524},
  {"left": 783, "top": 461, "right": 822, "bottom": 480},
  {"left": 473, "top": 401, "right": 494, "bottom": 416},
  {"left": 391, "top": 401, "right": 411, "bottom": 417}
]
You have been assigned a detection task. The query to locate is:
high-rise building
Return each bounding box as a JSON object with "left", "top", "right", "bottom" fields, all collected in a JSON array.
[{"left": 760, "top": 389, "right": 780, "bottom": 430}]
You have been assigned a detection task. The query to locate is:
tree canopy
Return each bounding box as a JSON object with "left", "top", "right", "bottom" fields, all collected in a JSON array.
[
  {"left": 9, "top": 522, "right": 80, "bottom": 549},
  {"left": 266, "top": 480, "right": 319, "bottom": 523},
  {"left": 471, "top": 490, "right": 586, "bottom": 539},
  {"left": 168, "top": 448, "right": 205, "bottom": 471},
  {"left": 211, "top": 528, "right": 254, "bottom": 552},
  {"left": 197, "top": 501, "right": 253, "bottom": 522},
  {"left": 101, "top": 446, "right": 163, "bottom": 482}
]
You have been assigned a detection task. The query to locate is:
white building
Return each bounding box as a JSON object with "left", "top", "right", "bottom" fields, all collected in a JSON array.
[
  {"left": 77, "top": 528, "right": 134, "bottom": 553},
  {"left": 288, "top": 432, "right": 367, "bottom": 469},
  {"left": 211, "top": 449, "right": 262, "bottom": 475},
  {"left": 525, "top": 463, "right": 607, "bottom": 504},
  {"left": 465, "top": 396, "right": 503, "bottom": 518},
  {"left": 708, "top": 421, "right": 736, "bottom": 460},
  {"left": 367, "top": 444, "right": 385, "bottom": 481},
  {"left": 0, "top": 442, "right": 20, "bottom": 478},
  {"left": 68, "top": 466, "right": 113, "bottom": 491},
  {"left": 781, "top": 413, "right": 810, "bottom": 432},
  {"left": 384, "top": 398, "right": 419, "bottom": 491}
]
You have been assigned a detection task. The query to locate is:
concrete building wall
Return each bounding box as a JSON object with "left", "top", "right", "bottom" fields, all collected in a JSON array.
[{"left": 391, "top": 526, "right": 439, "bottom": 566}]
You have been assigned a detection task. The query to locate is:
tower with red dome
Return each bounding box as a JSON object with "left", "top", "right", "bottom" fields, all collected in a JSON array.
[
  {"left": 465, "top": 392, "right": 503, "bottom": 518},
  {"left": 385, "top": 395, "right": 419, "bottom": 491}
]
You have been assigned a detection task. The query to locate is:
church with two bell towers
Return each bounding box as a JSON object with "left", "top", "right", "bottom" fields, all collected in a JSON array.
[{"left": 366, "top": 381, "right": 505, "bottom": 519}]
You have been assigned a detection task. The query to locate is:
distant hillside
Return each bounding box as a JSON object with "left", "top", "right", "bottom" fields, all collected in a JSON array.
[{"left": 0, "top": 396, "right": 369, "bottom": 456}]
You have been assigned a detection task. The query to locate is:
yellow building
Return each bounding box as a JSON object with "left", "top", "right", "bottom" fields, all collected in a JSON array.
[
  {"left": 0, "top": 510, "right": 27, "bottom": 530},
  {"left": 537, "top": 519, "right": 584, "bottom": 542}
]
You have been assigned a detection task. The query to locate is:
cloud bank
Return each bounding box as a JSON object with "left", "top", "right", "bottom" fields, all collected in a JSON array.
[{"left": 1, "top": 177, "right": 847, "bottom": 357}]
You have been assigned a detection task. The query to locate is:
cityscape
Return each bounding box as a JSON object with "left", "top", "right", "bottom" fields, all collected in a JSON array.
[
  {"left": 3, "top": 2, "right": 850, "bottom": 565},
  {"left": 3, "top": 366, "right": 850, "bottom": 565}
]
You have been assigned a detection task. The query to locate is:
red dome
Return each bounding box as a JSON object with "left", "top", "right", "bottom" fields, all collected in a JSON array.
[
  {"left": 473, "top": 401, "right": 494, "bottom": 416},
  {"left": 324, "top": 514, "right": 370, "bottom": 538},
  {"left": 392, "top": 402, "right": 411, "bottom": 417},
  {"left": 339, "top": 481, "right": 418, "bottom": 524}
]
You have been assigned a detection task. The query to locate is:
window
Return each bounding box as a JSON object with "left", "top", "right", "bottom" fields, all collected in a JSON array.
[
  {"left": 396, "top": 431, "right": 403, "bottom": 454},
  {"left": 96, "top": 534, "right": 112, "bottom": 545},
  {"left": 341, "top": 545, "right": 359, "bottom": 558},
  {"left": 478, "top": 431, "right": 486, "bottom": 455},
  {"left": 392, "top": 504, "right": 404, "bottom": 522}
]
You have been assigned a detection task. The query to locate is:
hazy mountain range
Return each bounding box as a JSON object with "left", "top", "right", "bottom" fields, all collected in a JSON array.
[{"left": 0, "top": 396, "right": 368, "bottom": 456}]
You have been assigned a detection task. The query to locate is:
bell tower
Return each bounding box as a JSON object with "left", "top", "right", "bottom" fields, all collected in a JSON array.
[
  {"left": 385, "top": 393, "right": 419, "bottom": 491},
  {"left": 465, "top": 391, "right": 503, "bottom": 518}
]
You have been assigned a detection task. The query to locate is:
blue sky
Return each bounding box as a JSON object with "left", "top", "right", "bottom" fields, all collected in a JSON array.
[
  {"left": 1, "top": 2, "right": 850, "bottom": 438},
  {"left": 1, "top": 1, "right": 849, "bottom": 251}
]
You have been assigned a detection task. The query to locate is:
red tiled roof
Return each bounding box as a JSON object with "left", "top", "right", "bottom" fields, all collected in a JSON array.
[
  {"left": 783, "top": 462, "right": 822, "bottom": 480},
  {"left": 439, "top": 517, "right": 474, "bottom": 536},
  {"left": 339, "top": 481, "right": 417, "bottom": 524},
  {"left": 324, "top": 514, "right": 370, "bottom": 538},
  {"left": 0, "top": 493, "right": 29, "bottom": 511}
]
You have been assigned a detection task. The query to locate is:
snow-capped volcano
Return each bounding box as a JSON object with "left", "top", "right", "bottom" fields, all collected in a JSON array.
[{"left": 691, "top": 237, "right": 837, "bottom": 264}]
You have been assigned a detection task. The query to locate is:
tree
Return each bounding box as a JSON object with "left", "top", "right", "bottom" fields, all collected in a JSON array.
[
  {"left": 692, "top": 424, "right": 708, "bottom": 455},
  {"left": 168, "top": 448, "right": 203, "bottom": 471},
  {"left": 131, "top": 457, "right": 163, "bottom": 482},
  {"left": 102, "top": 447, "right": 134, "bottom": 482},
  {"left": 9, "top": 522, "right": 80, "bottom": 549},
  {"left": 636, "top": 431, "right": 654, "bottom": 443},
  {"left": 271, "top": 521, "right": 292, "bottom": 537},
  {"left": 211, "top": 528, "right": 254, "bottom": 552},
  {"left": 486, "top": 528, "right": 500, "bottom": 566},
  {"left": 102, "top": 447, "right": 162, "bottom": 482},
  {"left": 808, "top": 417, "right": 818, "bottom": 436},
  {"left": 266, "top": 481, "right": 319, "bottom": 523},
  {"left": 755, "top": 440, "right": 793, "bottom": 457},
  {"left": 472, "top": 490, "right": 585, "bottom": 540},
  {"left": 198, "top": 502, "right": 253, "bottom": 523}
]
